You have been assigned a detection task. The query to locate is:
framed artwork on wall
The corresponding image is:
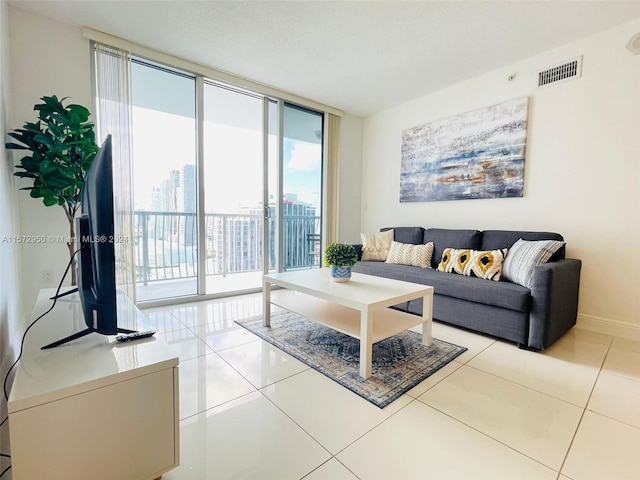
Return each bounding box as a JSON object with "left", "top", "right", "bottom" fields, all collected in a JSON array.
[{"left": 399, "top": 96, "right": 528, "bottom": 203}]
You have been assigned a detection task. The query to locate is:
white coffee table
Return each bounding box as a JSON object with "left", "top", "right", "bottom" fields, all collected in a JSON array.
[{"left": 263, "top": 269, "right": 434, "bottom": 378}]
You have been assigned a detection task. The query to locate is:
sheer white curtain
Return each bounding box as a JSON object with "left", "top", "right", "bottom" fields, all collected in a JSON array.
[{"left": 92, "top": 42, "right": 136, "bottom": 303}]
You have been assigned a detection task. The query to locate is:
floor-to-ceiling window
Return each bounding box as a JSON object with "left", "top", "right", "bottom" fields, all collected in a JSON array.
[
  {"left": 130, "top": 59, "right": 324, "bottom": 303},
  {"left": 203, "top": 83, "right": 264, "bottom": 294},
  {"left": 131, "top": 60, "right": 198, "bottom": 302},
  {"left": 281, "top": 104, "right": 323, "bottom": 271}
]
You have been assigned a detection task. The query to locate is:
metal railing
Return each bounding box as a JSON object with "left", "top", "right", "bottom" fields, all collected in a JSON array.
[{"left": 134, "top": 211, "right": 321, "bottom": 285}]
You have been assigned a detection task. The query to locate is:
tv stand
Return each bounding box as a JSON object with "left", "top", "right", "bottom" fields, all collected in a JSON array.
[
  {"left": 8, "top": 289, "right": 179, "bottom": 480},
  {"left": 41, "top": 326, "right": 136, "bottom": 349}
]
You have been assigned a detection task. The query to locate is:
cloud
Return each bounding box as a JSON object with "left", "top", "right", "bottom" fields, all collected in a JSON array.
[{"left": 287, "top": 143, "right": 321, "bottom": 171}]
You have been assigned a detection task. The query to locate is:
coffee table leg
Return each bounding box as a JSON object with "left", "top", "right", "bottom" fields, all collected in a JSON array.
[
  {"left": 422, "top": 293, "right": 433, "bottom": 346},
  {"left": 263, "top": 280, "right": 271, "bottom": 327},
  {"left": 359, "top": 310, "right": 373, "bottom": 378}
]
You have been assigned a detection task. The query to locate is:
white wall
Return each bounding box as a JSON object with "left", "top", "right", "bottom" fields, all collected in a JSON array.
[
  {"left": 9, "top": 7, "right": 92, "bottom": 312},
  {"left": 361, "top": 19, "right": 640, "bottom": 337},
  {"left": 7, "top": 7, "right": 366, "bottom": 309},
  {"left": 338, "top": 114, "right": 363, "bottom": 244},
  {"left": 0, "top": 0, "right": 23, "bottom": 458}
]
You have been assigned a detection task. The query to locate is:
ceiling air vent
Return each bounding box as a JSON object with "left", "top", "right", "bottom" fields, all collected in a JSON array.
[{"left": 537, "top": 56, "right": 582, "bottom": 88}]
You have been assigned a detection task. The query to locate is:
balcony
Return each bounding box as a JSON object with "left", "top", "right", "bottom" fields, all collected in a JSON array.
[{"left": 134, "top": 211, "right": 321, "bottom": 301}]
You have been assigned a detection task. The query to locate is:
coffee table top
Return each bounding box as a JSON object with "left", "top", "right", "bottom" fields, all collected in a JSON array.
[{"left": 264, "top": 268, "right": 433, "bottom": 310}]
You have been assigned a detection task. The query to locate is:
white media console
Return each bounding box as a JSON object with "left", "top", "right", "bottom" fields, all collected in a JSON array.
[{"left": 7, "top": 289, "right": 179, "bottom": 480}]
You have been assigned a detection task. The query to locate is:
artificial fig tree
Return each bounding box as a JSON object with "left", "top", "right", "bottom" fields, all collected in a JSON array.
[{"left": 6, "top": 95, "right": 99, "bottom": 286}]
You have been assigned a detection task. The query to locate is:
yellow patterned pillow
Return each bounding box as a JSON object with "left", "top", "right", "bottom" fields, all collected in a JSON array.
[
  {"left": 385, "top": 241, "right": 434, "bottom": 268},
  {"left": 360, "top": 229, "right": 394, "bottom": 261},
  {"left": 438, "top": 248, "right": 508, "bottom": 281}
]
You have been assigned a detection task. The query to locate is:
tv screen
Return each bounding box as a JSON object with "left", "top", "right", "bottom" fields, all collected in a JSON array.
[
  {"left": 43, "top": 135, "right": 135, "bottom": 349},
  {"left": 77, "top": 134, "right": 117, "bottom": 334}
]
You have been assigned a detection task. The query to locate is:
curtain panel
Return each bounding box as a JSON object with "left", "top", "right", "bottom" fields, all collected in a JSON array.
[
  {"left": 323, "top": 113, "right": 341, "bottom": 248},
  {"left": 92, "top": 42, "right": 136, "bottom": 304}
]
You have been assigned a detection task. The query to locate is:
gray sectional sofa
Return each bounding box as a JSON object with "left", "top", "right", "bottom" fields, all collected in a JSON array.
[{"left": 352, "top": 227, "right": 581, "bottom": 350}]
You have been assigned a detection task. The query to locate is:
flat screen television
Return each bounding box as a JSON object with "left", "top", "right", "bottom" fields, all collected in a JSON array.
[{"left": 42, "top": 134, "right": 134, "bottom": 349}]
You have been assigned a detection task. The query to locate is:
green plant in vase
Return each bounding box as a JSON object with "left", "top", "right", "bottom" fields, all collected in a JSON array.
[
  {"left": 6, "top": 95, "right": 99, "bottom": 286},
  {"left": 324, "top": 242, "right": 358, "bottom": 283}
]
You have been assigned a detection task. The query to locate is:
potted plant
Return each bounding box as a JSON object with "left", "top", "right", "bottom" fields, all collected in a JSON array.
[
  {"left": 6, "top": 95, "right": 99, "bottom": 286},
  {"left": 324, "top": 242, "right": 358, "bottom": 282}
]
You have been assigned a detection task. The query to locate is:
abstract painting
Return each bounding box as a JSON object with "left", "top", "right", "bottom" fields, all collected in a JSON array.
[{"left": 400, "top": 97, "right": 528, "bottom": 202}]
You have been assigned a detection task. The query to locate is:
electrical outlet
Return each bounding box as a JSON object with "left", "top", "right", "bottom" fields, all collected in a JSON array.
[{"left": 43, "top": 269, "right": 54, "bottom": 285}]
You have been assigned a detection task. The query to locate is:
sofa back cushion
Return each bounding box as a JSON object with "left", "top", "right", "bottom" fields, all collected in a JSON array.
[
  {"left": 481, "top": 230, "right": 565, "bottom": 261},
  {"left": 423, "top": 229, "right": 483, "bottom": 268},
  {"left": 381, "top": 226, "right": 424, "bottom": 245}
]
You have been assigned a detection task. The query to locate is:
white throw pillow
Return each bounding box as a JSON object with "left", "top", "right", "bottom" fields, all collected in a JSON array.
[
  {"left": 503, "top": 239, "right": 565, "bottom": 287},
  {"left": 385, "top": 241, "right": 434, "bottom": 268},
  {"left": 360, "top": 229, "right": 394, "bottom": 261}
]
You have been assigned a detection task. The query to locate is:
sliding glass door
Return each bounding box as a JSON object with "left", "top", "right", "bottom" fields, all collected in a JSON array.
[
  {"left": 131, "top": 61, "right": 198, "bottom": 302},
  {"left": 130, "top": 59, "right": 324, "bottom": 302},
  {"left": 267, "top": 103, "right": 324, "bottom": 272},
  {"left": 202, "top": 83, "right": 264, "bottom": 294},
  {"left": 281, "top": 104, "right": 324, "bottom": 271}
]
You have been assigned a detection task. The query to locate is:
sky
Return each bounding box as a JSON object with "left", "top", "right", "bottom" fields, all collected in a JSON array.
[{"left": 131, "top": 107, "right": 322, "bottom": 213}]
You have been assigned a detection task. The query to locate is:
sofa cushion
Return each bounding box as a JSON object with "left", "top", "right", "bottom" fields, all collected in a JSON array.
[
  {"left": 352, "top": 261, "right": 530, "bottom": 312},
  {"left": 360, "top": 229, "right": 394, "bottom": 261},
  {"left": 423, "top": 229, "right": 483, "bottom": 268},
  {"left": 481, "top": 230, "right": 565, "bottom": 261},
  {"left": 437, "top": 248, "right": 508, "bottom": 281},
  {"left": 386, "top": 241, "right": 434, "bottom": 268},
  {"left": 381, "top": 226, "right": 424, "bottom": 245},
  {"left": 503, "top": 239, "right": 565, "bottom": 288}
]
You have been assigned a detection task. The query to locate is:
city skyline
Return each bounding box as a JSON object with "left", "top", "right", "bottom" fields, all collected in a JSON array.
[{"left": 132, "top": 106, "right": 322, "bottom": 213}]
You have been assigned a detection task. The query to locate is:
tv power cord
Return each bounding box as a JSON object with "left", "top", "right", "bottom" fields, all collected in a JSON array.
[{"left": 0, "top": 249, "right": 79, "bottom": 479}]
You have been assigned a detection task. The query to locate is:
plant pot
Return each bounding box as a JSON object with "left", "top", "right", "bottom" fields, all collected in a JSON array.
[{"left": 330, "top": 266, "right": 352, "bottom": 283}]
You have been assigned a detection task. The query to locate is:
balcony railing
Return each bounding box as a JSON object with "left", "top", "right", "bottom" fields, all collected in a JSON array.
[{"left": 134, "top": 211, "right": 321, "bottom": 285}]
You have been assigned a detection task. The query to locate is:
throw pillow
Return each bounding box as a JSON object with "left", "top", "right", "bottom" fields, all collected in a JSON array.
[
  {"left": 360, "top": 229, "right": 394, "bottom": 261},
  {"left": 385, "top": 241, "right": 434, "bottom": 268},
  {"left": 503, "top": 239, "right": 565, "bottom": 288},
  {"left": 437, "top": 248, "right": 508, "bottom": 281}
]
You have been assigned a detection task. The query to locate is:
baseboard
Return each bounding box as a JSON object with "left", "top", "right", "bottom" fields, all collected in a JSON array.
[{"left": 577, "top": 313, "right": 640, "bottom": 342}]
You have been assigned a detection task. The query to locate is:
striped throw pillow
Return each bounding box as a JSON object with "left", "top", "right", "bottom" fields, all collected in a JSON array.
[
  {"left": 502, "top": 239, "right": 565, "bottom": 287},
  {"left": 385, "top": 241, "right": 434, "bottom": 268}
]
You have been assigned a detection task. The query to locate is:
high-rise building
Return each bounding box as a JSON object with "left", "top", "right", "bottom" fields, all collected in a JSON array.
[{"left": 179, "top": 164, "right": 197, "bottom": 245}]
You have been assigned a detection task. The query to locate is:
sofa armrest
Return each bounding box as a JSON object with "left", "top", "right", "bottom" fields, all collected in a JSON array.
[
  {"left": 527, "top": 258, "right": 582, "bottom": 349},
  {"left": 353, "top": 244, "right": 363, "bottom": 261}
]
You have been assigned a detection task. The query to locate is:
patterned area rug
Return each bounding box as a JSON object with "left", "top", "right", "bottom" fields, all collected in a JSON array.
[{"left": 236, "top": 311, "right": 467, "bottom": 408}]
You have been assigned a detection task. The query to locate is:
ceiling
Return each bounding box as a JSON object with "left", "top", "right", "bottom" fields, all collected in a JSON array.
[{"left": 8, "top": 1, "right": 640, "bottom": 117}]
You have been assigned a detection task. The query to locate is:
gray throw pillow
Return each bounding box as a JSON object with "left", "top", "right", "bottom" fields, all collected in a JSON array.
[{"left": 503, "top": 239, "right": 565, "bottom": 287}]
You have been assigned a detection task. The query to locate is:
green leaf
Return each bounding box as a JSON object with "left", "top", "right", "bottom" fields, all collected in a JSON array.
[
  {"left": 14, "top": 172, "right": 37, "bottom": 179},
  {"left": 8, "top": 95, "right": 98, "bottom": 214},
  {"left": 5, "top": 142, "right": 27, "bottom": 150},
  {"left": 67, "top": 104, "right": 90, "bottom": 123},
  {"left": 33, "top": 133, "right": 54, "bottom": 147}
]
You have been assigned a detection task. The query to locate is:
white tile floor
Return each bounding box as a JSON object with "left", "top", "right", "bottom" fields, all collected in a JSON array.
[{"left": 140, "top": 293, "right": 640, "bottom": 480}]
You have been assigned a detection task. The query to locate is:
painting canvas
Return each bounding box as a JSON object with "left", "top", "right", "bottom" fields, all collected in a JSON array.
[{"left": 400, "top": 97, "right": 528, "bottom": 202}]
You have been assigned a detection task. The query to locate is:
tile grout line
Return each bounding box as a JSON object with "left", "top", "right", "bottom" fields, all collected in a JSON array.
[
  {"left": 417, "top": 399, "right": 563, "bottom": 474},
  {"left": 256, "top": 376, "right": 336, "bottom": 462},
  {"left": 257, "top": 372, "right": 421, "bottom": 478},
  {"left": 463, "top": 361, "right": 588, "bottom": 408},
  {"left": 150, "top": 300, "right": 636, "bottom": 479},
  {"left": 556, "top": 335, "right": 614, "bottom": 477},
  {"left": 411, "top": 336, "right": 619, "bottom": 475},
  {"left": 464, "top": 337, "right": 611, "bottom": 408},
  {"left": 176, "top": 389, "right": 261, "bottom": 423}
]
